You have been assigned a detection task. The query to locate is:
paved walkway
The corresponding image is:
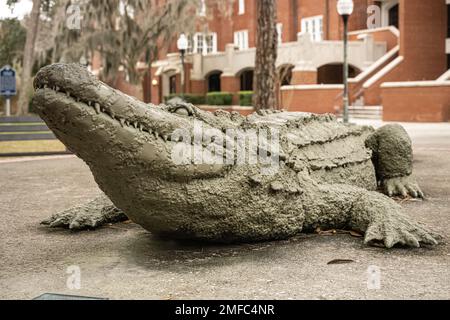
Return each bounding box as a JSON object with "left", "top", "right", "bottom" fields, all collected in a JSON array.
[{"left": 0, "top": 122, "right": 449, "bottom": 299}]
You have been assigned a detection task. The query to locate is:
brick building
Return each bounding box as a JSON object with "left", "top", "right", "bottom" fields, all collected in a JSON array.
[{"left": 99, "top": 0, "right": 450, "bottom": 122}]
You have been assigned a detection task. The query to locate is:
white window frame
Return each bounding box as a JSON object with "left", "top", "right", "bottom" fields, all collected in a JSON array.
[
  {"left": 196, "top": 33, "right": 204, "bottom": 54},
  {"left": 205, "top": 33, "right": 217, "bottom": 54},
  {"left": 276, "top": 23, "right": 283, "bottom": 44},
  {"left": 301, "top": 15, "right": 323, "bottom": 42},
  {"left": 234, "top": 30, "right": 249, "bottom": 50},
  {"left": 238, "top": 0, "right": 245, "bottom": 15},
  {"left": 187, "top": 34, "right": 194, "bottom": 54},
  {"left": 188, "top": 32, "right": 217, "bottom": 55},
  {"left": 381, "top": 0, "right": 399, "bottom": 28}
]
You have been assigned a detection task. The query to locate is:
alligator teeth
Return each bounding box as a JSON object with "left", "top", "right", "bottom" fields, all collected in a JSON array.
[
  {"left": 139, "top": 124, "right": 143, "bottom": 131},
  {"left": 66, "top": 92, "right": 70, "bottom": 97},
  {"left": 88, "top": 101, "right": 92, "bottom": 106},
  {"left": 94, "top": 103, "right": 101, "bottom": 114},
  {"left": 133, "top": 122, "right": 138, "bottom": 128},
  {"left": 119, "top": 118, "right": 125, "bottom": 127},
  {"left": 43, "top": 84, "right": 47, "bottom": 89},
  {"left": 162, "top": 134, "right": 168, "bottom": 141},
  {"left": 154, "top": 132, "right": 159, "bottom": 139},
  {"left": 55, "top": 86, "right": 60, "bottom": 91},
  {"left": 125, "top": 121, "right": 130, "bottom": 127}
]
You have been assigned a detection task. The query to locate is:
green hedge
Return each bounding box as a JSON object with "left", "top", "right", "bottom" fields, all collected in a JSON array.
[
  {"left": 239, "top": 91, "right": 253, "bottom": 106},
  {"left": 164, "top": 94, "right": 205, "bottom": 105},
  {"left": 206, "top": 92, "right": 233, "bottom": 106}
]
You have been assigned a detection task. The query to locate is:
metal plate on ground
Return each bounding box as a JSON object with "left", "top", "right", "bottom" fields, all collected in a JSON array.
[{"left": 33, "top": 293, "right": 108, "bottom": 300}]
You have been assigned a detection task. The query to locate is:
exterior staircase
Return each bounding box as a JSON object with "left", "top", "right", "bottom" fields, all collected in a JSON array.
[
  {"left": 0, "top": 116, "right": 69, "bottom": 156},
  {"left": 0, "top": 116, "right": 56, "bottom": 141},
  {"left": 348, "top": 105, "right": 383, "bottom": 120},
  {"left": 346, "top": 94, "right": 383, "bottom": 120}
]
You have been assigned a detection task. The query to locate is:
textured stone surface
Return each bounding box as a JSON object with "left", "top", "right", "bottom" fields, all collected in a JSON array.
[{"left": 32, "top": 63, "right": 440, "bottom": 247}]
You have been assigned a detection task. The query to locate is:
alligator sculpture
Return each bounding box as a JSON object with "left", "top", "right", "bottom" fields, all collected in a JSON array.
[{"left": 32, "top": 63, "right": 440, "bottom": 248}]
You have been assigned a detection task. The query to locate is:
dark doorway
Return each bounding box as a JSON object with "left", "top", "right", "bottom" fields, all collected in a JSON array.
[
  {"left": 388, "top": 4, "right": 399, "bottom": 29},
  {"left": 317, "top": 64, "right": 360, "bottom": 84},
  {"left": 207, "top": 72, "right": 222, "bottom": 92},
  {"left": 240, "top": 70, "right": 254, "bottom": 91},
  {"left": 447, "top": 4, "right": 450, "bottom": 38},
  {"left": 169, "top": 75, "right": 177, "bottom": 94}
]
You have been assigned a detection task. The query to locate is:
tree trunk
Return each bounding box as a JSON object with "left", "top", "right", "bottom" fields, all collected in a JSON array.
[
  {"left": 17, "top": 0, "right": 41, "bottom": 115},
  {"left": 51, "top": 1, "right": 68, "bottom": 63},
  {"left": 253, "top": 0, "right": 278, "bottom": 111}
]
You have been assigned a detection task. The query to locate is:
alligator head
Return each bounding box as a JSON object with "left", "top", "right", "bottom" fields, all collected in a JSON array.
[
  {"left": 32, "top": 63, "right": 240, "bottom": 179},
  {"left": 32, "top": 63, "right": 294, "bottom": 241}
]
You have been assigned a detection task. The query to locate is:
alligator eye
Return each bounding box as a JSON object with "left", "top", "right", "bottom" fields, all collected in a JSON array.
[
  {"left": 174, "top": 107, "right": 190, "bottom": 116},
  {"left": 169, "top": 104, "right": 194, "bottom": 117}
]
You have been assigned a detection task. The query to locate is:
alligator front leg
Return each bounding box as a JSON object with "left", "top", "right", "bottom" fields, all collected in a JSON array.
[
  {"left": 303, "top": 184, "right": 440, "bottom": 248},
  {"left": 41, "top": 194, "right": 129, "bottom": 230},
  {"left": 365, "top": 124, "right": 424, "bottom": 198}
]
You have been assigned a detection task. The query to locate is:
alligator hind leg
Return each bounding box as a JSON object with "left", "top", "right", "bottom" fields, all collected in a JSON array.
[
  {"left": 303, "top": 184, "right": 440, "bottom": 248},
  {"left": 41, "top": 194, "right": 128, "bottom": 230},
  {"left": 365, "top": 124, "right": 424, "bottom": 198}
]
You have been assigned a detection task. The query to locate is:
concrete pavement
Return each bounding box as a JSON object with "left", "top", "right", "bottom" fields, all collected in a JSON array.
[{"left": 0, "top": 122, "right": 449, "bottom": 300}]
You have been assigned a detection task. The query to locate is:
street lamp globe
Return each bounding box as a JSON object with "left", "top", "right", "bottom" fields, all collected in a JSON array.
[
  {"left": 177, "top": 33, "right": 188, "bottom": 52},
  {"left": 337, "top": 0, "right": 354, "bottom": 16}
]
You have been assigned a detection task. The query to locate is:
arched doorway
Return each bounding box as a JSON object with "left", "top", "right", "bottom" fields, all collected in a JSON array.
[
  {"left": 239, "top": 69, "right": 254, "bottom": 91},
  {"left": 169, "top": 75, "right": 177, "bottom": 94},
  {"left": 160, "top": 68, "right": 180, "bottom": 99},
  {"left": 277, "top": 64, "right": 294, "bottom": 86},
  {"left": 276, "top": 64, "right": 294, "bottom": 109},
  {"left": 317, "top": 63, "right": 361, "bottom": 84},
  {"left": 207, "top": 71, "right": 222, "bottom": 92}
]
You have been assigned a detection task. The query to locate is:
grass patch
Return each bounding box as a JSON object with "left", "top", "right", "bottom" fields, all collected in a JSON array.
[{"left": 0, "top": 140, "right": 67, "bottom": 154}]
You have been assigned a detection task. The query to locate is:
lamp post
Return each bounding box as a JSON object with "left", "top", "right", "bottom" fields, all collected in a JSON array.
[
  {"left": 177, "top": 33, "right": 188, "bottom": 97},
  {"left": 337, "top": 0, "right": 354, "bottom": 123}
]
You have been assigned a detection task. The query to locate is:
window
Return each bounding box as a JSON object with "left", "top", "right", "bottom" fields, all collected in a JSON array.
[
  {"left": 187, "top": 33, "right": 217, "bottom": 55},
  {"left": 187, "top": 34, "right": 194, "bottom": 53},
  {"left": 205, "top": 33, "right": 217, "bottom": 54},
  {"left": 196, "top": 33, "right": 204, "bottom": 54},
  {"left": 301, "top": 15, "right": 323, "bottom": 42},
  {"left": 234, "top": 30, "right": 249, "bottom": 50},
  {"left": 238, "top": 0, "right": 245, "bottom": 15},
  {"left": 276, "top": 23, "right": 283, "bottom": 44},
  {"left": 198, "top": 0, "right": 206, "bottom": 16}
]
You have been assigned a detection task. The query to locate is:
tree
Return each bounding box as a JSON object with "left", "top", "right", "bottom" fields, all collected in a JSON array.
[
  {"left": 0, "top": 18, "right": 27, "bottom": 67},
  {"left": 15, "top": 0, "right": 42, "bottom": 115},
  {"left": 252, "top": 0, "right": 278, "bottom": 111},
  {"left": 54, "top": 0, "right": 198, "bottom": 85}
]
